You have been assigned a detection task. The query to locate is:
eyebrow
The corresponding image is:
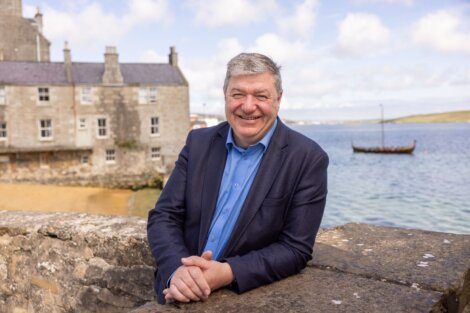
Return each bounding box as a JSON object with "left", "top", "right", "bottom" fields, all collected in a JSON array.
[{"left": 230, "top": 88, "right": 270, "bottom": 94}]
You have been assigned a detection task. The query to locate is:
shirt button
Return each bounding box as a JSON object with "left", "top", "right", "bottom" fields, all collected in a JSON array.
[
  {"left": 223, "top": 209, "right": 229, "bottom": 214},
  {"left": 210, "top": 235, "right": 216, "bottom": 242},
  {"left": 233, "top": 183, "right": 240, "bottom": 190}
]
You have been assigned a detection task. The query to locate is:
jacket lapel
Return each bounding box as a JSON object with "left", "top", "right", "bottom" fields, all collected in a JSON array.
[
  {"left": 198, "top": 124, "right": 229, "bottom": 253},
  {"left": 222, "top": 121, "right": 288, "bottom": 257}
]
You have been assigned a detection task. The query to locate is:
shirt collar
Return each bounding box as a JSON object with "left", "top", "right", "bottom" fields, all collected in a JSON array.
[{"left": 226, "top": 118, "right": 278, "bottom": 152}]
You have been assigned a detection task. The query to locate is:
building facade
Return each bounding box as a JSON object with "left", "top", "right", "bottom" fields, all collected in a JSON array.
[{"left": 0, "top": 2, "right": 190, "bottom": 187}]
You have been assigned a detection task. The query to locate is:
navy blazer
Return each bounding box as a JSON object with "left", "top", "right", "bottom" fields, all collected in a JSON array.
[{"left": 147, "top": 120, "right": 328, "bottom": 304}]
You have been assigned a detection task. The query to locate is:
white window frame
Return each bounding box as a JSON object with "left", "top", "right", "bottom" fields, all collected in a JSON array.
[
  {"left": 38, "top": 119, "right": 53, "bottom": 141},
  {"left": 78, "top": 118, "right": 87, "bottom": 130},
  {"left": 81, "top": 155, "right": 89, "bottom": 165},
  {"left": 38, "top": 87, "right": 50, "bottom": 103},
  {"left": 0, "top": 122, "right": 7, "bottom": 140},
  {"left": 151, "top": 146, "right": 161, "bottom": 160},
  {"left": 105, "top": 149, "right": 116, "bottom": 164},
  {"left": 96, "top": 118, "right": 108, "bottom": 138},
  {"left": 150, "top": 116, "right": 159, "bottom": 136},
  {"left": 80, "top": 86, "right": 93, "bottom": 105},
  {"left": 139, "top": 87, "right": 158, "bottom": 104},
  {"left": 148, "top": 87, "right": 157, "bottom": 103},
  {"left": 0, "top": 86, "right": 6, "bottom": 105}
]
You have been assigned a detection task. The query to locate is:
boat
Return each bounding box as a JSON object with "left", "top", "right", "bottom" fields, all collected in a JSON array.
[
  {"left": 352, "top": 140, "right": 416, "bottom": 154},
  {"left": 352, "top": 104, "right": 416, "bottom": 154}
]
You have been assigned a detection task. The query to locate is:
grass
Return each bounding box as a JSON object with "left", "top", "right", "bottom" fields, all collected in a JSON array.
[{"left": 387, "top": 110, "right": 470, "bottom": 124}]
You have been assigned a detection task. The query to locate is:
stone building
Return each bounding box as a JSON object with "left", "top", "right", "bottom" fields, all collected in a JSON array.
[
  {"left": 0, "top": 1, "right": 190, "bottom": 187},
  {"left": 0, "top": 0, "right": 50, "bottom": 62}
]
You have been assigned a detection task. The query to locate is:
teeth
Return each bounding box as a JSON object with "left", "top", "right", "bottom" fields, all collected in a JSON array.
[{"left": 239, "top": 116, "right": 259, "bottom": 120}]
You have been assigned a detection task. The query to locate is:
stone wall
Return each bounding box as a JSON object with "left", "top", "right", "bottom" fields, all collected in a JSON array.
[{"left": 0, "top": 211, "right": 468, "bottom": 313}]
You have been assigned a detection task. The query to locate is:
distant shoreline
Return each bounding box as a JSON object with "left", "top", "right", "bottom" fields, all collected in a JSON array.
[{"left": 284, "top": 110, "right": 470, "bottom": 125}]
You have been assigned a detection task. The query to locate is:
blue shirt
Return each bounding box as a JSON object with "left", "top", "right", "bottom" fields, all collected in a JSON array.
[{"left": 203, "top": 119, "right": 278, "bottom": 260}]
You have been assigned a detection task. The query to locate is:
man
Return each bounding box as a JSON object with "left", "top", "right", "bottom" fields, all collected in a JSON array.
[{"left": 147, "top": 53, "right": 328, "bottom": 304}]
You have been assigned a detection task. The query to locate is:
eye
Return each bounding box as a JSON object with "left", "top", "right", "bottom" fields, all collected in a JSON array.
[
  {"left": 232, "top": 93, "right": 244, "bottom": 99},
  {"left": 256, "top": 95, "right": 268, "bottom": 101}
]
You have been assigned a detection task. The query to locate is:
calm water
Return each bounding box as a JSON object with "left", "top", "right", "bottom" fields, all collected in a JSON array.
[{"left": 292, "top": 123, "right": 470, "bottom": 234}]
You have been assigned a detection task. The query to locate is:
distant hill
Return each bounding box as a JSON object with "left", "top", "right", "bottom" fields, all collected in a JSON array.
[{"left": 386, "top": 110, "right": 470, "bottom": 124}]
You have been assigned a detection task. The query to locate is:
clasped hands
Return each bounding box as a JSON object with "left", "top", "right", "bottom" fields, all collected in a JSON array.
[{"left": 163, "top": 250, "right": 234, "bottom": 303}]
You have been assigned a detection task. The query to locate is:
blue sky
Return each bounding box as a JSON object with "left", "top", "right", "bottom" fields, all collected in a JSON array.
[{"left": 23, "top": 0, "right": 470, "bottom": 121}]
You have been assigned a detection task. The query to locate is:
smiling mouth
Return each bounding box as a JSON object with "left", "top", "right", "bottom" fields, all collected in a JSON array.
[{"left": 237, "top": 114, "right": 261, "bottom": 120}]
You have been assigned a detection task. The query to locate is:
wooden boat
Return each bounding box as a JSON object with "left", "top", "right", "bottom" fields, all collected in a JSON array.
[
  {"left": 352, "top": 104, "right": 416, "bottom": 154},
  {"left": 352, "top": 140, "right": 416, "bottom": 154}
]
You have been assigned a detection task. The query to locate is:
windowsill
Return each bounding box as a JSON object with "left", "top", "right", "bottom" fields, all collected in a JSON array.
[
  {"left": 39, "top": 138, "right": 54, "bottom": 142},
  {"left": 151, "top": 158, "right": 162, "bottom": 161},
  {"left": 150, "top": 134, "right": 160, "bottom": 137},
  {"left": 105, "top": 161, "right": 116, "bottom": 164},
  {"left": 80, "top": 102, "right": 92, "bottom": 105},
  {"left": 37, "top": 102, "right": 51, "bottom": 106},
  {"left": 96, "top": 136, "right": 108, "bottom": 139}
]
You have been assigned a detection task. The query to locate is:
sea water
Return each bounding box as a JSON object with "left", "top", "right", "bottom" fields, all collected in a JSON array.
[{"left": 292, "top": 122, "right": 470, "bottom": 234}]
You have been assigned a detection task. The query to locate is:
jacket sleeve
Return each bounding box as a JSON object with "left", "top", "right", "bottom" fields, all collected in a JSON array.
[
  {"left": 147, "top": 131, "right": 192, "bottom": 293},
  {"left": 223, "top": 151, "right": 329, "bottom": 293}
]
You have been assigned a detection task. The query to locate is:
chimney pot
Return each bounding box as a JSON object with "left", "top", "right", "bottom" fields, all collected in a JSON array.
[{"left": 169, "top": 46, "right": 178, "bottom": 67}]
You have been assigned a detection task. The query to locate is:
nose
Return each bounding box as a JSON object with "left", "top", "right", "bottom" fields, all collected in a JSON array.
[{"left": 241, "top": 95, "right": 257, "bottom": 113}]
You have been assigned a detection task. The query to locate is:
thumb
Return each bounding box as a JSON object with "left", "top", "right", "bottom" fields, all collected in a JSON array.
[
  {"left": 181, "top": 256, "right": 211, "bottom": 269},
  {"left": 201, "top": 250, "right": 213, "bottom": 261}
]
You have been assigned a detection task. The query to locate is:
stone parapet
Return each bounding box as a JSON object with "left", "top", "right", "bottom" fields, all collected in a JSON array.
[{"left": 0, "top": 211, "right": 468, "bottom": 313}]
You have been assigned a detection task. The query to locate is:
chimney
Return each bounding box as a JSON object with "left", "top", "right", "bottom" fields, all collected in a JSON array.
[
  {"left": 34, "top": 7, "right": 43, "bottom": 33},
  {"left": 63, "top": 41, "right": 72, "bottom": 82},
  {"left": 102, "top": 46, "right": 123, "bottom": 85},
  {"left": 169, "top": 46, "right": 178, "bottom": 67}
]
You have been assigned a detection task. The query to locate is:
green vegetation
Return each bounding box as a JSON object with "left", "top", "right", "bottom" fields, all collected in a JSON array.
[
  {"left": 129, "top": 188, "right": 161, "bottom": 218},
  {"left": 386, "top": 110, "right": 470, "bottom": 124}
]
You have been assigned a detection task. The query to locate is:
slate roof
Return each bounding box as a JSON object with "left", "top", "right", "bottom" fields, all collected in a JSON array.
[{"left": 0, "top": 61, "right": 186, "bottom": 85}]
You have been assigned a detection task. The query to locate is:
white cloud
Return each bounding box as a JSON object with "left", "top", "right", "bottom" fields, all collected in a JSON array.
[
  {"left": 278, "top": 0, "right": 319, "bottom": 39},
  {"left": 350, "top": 0, "right": 414, "bottom": 6},
  {"left": 411, "top": 10, "right": 470, "bottom": 55},
  {"left": 249, "top": 33, "right": 308, "bottom": 64},
  {"left": 187, "top": 0, "right": 278, "bottom": 28},
  {"left": 139, "top": 50, "right": 167, "bottom": 63},
  {"left": 336, "top": 13, "right": 390, "bottom": 57},
  {"left": 29, "top": 0, "right": 171, "bottom": 49}
]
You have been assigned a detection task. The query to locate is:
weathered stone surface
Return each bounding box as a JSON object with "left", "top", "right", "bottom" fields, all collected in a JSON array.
[
  {"left": 130, "top": 267, "right": 443, "bottom": 313},
  {"left": 1, "top": 212, "right": 468, "bottom": 313},
  {"left": 0, "top": 210, "right": 154, "bottom": 313},
  {"left": 312, "top": 223, "right": 470, "bottom": 311}
]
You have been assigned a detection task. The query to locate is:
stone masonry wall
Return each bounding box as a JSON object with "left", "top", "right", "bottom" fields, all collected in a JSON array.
[{"left": 0, "top": 211, "right": 468, "bottom": 313}]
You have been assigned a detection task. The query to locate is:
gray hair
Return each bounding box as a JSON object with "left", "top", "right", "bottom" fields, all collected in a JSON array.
[{"left": 223, "top": 53, "right": 282, "bottom": 96}]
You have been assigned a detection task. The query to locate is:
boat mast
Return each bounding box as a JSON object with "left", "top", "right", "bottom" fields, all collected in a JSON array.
[{"left": 380, "top": 103, "right": 385, "bottom": 148}]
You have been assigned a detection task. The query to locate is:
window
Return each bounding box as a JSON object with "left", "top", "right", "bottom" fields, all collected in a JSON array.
[
  {"left": 38, "top": 87, "right": 49, "bottom": 102},
  {"left": 97, "top": 118, "right": 107, "bottom": 138},
  {"left": 150, "top": 117, "right": 159, "bottom": 136},
  {"left": 0, "top": 122, "right": 6, "bottom": 140},
  {"left": 81, "top": 87, "right": 92, "bottom": 104},
  {"left": 0, "top": 86, "right": 5, "bottom": 105},
  {"left": 78, "top": 118, "right": 87, "bottom": 130},
  {"left": 81, "top": 155, "right": 89, "bottom": 164},
  {"left": 148, "top": 87, "right": 157, "bottom": 103},
  {"left": 105, "top": 149, "right": 116, "bottom": 163},
  {"left": 39, "top": 119, "right": 52, "bottom": 140},
  {"left": 139, "top": 87, "right": 158, "bottom": 104},
  {"left": 151, "top": 147, "right": 161, "bottom": 160}
]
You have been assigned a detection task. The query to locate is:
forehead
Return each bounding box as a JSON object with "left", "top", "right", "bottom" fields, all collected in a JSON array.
[{"left": 227, "top": 72, "right": 276, "bottom": 92}]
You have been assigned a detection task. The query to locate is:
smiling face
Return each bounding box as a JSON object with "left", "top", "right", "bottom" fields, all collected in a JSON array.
[{"left": 225, "top": 72, "right": 282, "bottom": 148}]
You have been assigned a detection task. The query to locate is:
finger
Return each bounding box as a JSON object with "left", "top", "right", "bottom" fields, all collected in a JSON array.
[
  {"left": 169, "top": 284, "right": 190, "bottom": 303},
  {"left": 173, "top": 279, "right": 200, "bottom": 302},
  {"left": 188, "top": 266, "right": 211, "bottom": 297},
  {"left": 201, "top": 250, "right": 213, "bottom": 261},
  {"left": 181, "top": 256, "right": 211, "bottom": 269},
  {"left": 180, "top": 269, "right": 206, "bottom": 300}
]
